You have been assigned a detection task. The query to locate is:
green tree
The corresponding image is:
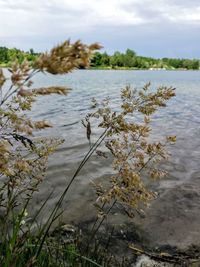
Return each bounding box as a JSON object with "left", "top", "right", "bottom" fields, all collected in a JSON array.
[
  {"left": 125, "top": 48, "right": 136, "bottom": 58},
  {"left": 110, "top": 51, "right": 124, "bottom": 67},
  {"left": 91, "top": 52, "right": 102, "bottom": 66},
  {"left": 101, "top": 52, "right": 110, "bottom": 66},
  {"left": 30, "top": 48, "right": 34, "bottom": 55},
  {"left": 0, "top": 47, "right": 9, "bottom": 63},
  {"left": 123, "top": 49, "right": 135, "bottom": 67}
]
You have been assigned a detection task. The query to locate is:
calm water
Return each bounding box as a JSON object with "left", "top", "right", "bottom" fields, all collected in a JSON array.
[
  {"left": 31, "top": 70, "right": 200, "bottom": 181},
  {"left": 28, "top": 70, "right": 200, "bottom": 247}
]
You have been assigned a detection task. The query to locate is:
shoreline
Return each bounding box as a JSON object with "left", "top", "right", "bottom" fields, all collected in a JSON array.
[
  {"left": 1, "top": 64, "right": 200, "bottom": 71},
  {"left": 89, "top": 66, "right": 200, "bottom": 71}
]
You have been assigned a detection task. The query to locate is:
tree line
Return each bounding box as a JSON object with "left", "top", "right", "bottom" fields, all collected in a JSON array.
[
  {"left": 90, "top": 49, "right": 200, "bottom": 70},
  {"left": 0, "top": 47, "right": 38, "bottom": 66},
  {"left": 0, "top": 46, "right": 199, "bottom": 70}
]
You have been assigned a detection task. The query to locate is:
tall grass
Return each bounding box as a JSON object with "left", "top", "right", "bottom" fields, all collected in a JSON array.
[{"left": 0, "top": 40, "right": 176, "bottom": 266}]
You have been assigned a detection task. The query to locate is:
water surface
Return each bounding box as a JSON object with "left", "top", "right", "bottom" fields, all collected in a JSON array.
[{"left": 29, "top": 70, "right": 200, "bottom": 248}]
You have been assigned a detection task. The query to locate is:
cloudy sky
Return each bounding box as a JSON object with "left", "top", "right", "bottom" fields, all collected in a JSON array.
[{"left": 0, "top": 0, "right": 200, "bottom": 58}]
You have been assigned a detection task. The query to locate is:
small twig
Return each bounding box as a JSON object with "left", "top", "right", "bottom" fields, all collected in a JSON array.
[
  {"left": 1, "top": 69, "right": 39, "bottom": 106},
  {"left": 129, "top": 244, "right": 186, "bottom": 264}
]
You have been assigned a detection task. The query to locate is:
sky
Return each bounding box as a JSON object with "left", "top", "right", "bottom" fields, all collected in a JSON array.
[{"left": 0, "top": 0, "right": 200, "bottom": 58}]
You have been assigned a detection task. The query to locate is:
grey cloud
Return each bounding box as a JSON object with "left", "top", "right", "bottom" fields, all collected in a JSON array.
[
  {"left": 166, "top": 0, "right": 200, "bottom": 8},
  {"left": 83, "top": 22, "right": 200, "bottom": 58},
  {"left": 0, "top": 1, "right": 89, "bottom": 16},
  {"left": 2, "top": 22, "right": 200, "bottom": 58},
  {"left": 120, "top": 0, "right": 200, "bottom": 25},
  {"left": 0, "top": 0, "right": 200, "bottom": 58}
]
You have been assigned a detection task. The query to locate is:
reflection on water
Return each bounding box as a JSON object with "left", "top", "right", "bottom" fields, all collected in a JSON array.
[
  {"left": 29, "top": 70, "right": 200, "bottom": 247},
  {"left": 31, "top": 70, "right": 200, "bottom": 183}
]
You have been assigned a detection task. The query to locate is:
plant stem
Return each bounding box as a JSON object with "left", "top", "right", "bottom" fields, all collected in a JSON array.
[{"left": 35, "top": 128, "right": 108, "bottom": 257}]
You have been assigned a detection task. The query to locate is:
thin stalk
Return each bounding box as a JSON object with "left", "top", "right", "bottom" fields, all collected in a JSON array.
[
  {"left": 1, "top": 69, "right": 39, "bottom": 106},
  {"left": 4, "top": 197, "right": 31, "bottom": 267},
  {"left": 88, "top": 136, "right": 141, "bottom": 246},
  {"left": 86, "top": 200, "right": 116, "bottom": 253},
  {"left": 26, "top": 243, "right": 104, "bottom": 267},
  {"left": 29, "top": 190, "right": 54, "bottom": 228},
  {"left": 35, "top": 128, "right": 108, "bottom": 257}
]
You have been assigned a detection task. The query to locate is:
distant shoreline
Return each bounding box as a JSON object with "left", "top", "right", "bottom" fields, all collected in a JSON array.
[
  {"left": 1, "top": 46, "right": 200, "bottom": 70},
  {"left": 89, "top": 66, "right": 200, "bottom": 71},
  {"left": 1, "top": 64, "right": 199, "bottom": 71}
]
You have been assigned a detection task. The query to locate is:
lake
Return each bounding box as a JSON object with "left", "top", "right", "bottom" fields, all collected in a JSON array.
[{"left": 29, "top": 70, "right": 200, "bottom": 248}]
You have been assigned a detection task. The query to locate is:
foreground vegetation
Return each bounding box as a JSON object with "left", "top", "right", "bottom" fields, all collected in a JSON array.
[
  {"left": 0, "top": 46, "right": 200, "bottom": 70},
  {"left": 1, "top": 39, "right": 198, "bottom": 266}
]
